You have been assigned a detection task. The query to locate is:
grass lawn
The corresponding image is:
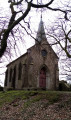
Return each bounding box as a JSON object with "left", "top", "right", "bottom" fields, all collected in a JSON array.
[{"left": 0, "top": 90, "right": 69, "bottom": 107}]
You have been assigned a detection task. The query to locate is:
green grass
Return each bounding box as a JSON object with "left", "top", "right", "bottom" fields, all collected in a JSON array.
[
  {"left": 24, "top": 95, "right": 42, "bottom": 108},
  {"left": 0, "top": 90, "right": 39, "bottom": 107},
  {"left": 0, "top": 90, "right": 70, "bottom": 108}
]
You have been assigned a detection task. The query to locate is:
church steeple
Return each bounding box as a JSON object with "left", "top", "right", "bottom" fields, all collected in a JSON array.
[{"left": 36, "top": 16, "right": 47, "bottom": 44}]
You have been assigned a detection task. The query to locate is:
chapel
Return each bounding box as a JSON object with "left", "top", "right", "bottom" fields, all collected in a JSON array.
[{"left": 4, "top": 18, "right": 59, "bottom": 90}]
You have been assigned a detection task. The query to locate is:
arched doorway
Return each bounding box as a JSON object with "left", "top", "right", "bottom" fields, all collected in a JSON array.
[{"left": 39, "top": 67, "right": 46, "bottom": 88}]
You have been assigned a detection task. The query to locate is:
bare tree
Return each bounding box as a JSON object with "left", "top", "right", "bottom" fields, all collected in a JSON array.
[
  {"left": 44, "top": 0, "right": 71, "bottom": 81},
  {"left": 47, "top": 21, "right": 71, "bottom": 58},
  {"left": 0, "top": 0, "right": 70, "bottom": 57}
]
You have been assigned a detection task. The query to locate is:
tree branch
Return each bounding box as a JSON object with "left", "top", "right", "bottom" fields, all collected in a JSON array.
[
  {"left": 31, "top": 0, "right": 54, "bottom": 8},
  {"left": 0, "top": 2, "right": 31, "bottom": 57}
]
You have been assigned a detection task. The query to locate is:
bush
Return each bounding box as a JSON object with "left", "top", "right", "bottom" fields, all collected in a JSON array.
[
  {"left": 70, "top": 84, "right": 71, "bottom": 91},
  {"left": 7, "top": 87, "right": 14, "bottom": 91},
  {"left": 59, "top": 81, "right": 70, "bottom": 91},
  {"left": 0, "top": 86, "right": 3, "bottom": 91}
]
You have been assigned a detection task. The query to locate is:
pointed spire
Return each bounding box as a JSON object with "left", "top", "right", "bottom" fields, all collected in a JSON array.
[{"left": 36, "top": 16, "right": 47, "bottom": 44}]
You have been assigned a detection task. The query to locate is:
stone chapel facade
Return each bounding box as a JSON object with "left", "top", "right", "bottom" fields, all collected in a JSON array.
[{"left": 4, "top": 19, "right": 59, "bottom": 90}]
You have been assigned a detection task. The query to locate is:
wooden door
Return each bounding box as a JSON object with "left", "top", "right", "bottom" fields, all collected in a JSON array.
[{"left": 39, "top": 67, "right": 46, "bottom": 88}]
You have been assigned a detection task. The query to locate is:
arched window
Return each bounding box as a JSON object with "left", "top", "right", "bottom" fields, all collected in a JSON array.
[
  {"left": 18, "top": 62, "right": 22, "bottom": 80},
  {"left": 9, "top": 68, "right": 12, "bottom": 82},
  {"left": 5, "top": 69, "right": 8, "bottom": 86},
  {"left": 12, "top": 66, "right": 16, "bottom": 89}
]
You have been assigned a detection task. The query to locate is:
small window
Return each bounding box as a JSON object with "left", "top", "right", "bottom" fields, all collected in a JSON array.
[{"left": 41, "top": 49, "right": 47, "bottom": 57}]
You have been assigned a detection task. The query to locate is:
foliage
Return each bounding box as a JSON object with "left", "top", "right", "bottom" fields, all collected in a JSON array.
[
  {"left": 69, "top": 84, "right": 71, "bottom": 91},
  {"left": 0, "top": 86, "right": 3, "bottom": 91},
  {"left": 59, "top": 81, "right": 70, "bottom": 91}
]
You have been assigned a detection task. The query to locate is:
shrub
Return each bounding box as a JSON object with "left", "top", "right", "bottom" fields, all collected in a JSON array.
[
  {"left": 7, "top": 87, "right": 14, "bottom": 91},
  {"left": 0, "top": 86, "right": 3, "bottom": 91},
  {"left": 59, "top": 81, "right": 70, "bottom": 91}
]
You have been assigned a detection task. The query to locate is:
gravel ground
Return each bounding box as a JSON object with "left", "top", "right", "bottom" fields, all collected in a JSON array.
[{"left": 0, "top": 93, "right": 71, "bottom": 120}]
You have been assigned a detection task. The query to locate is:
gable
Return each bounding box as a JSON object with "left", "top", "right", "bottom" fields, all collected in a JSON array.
[{"left": 7, "top": 52, "right": 27, "bottom": 67}]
